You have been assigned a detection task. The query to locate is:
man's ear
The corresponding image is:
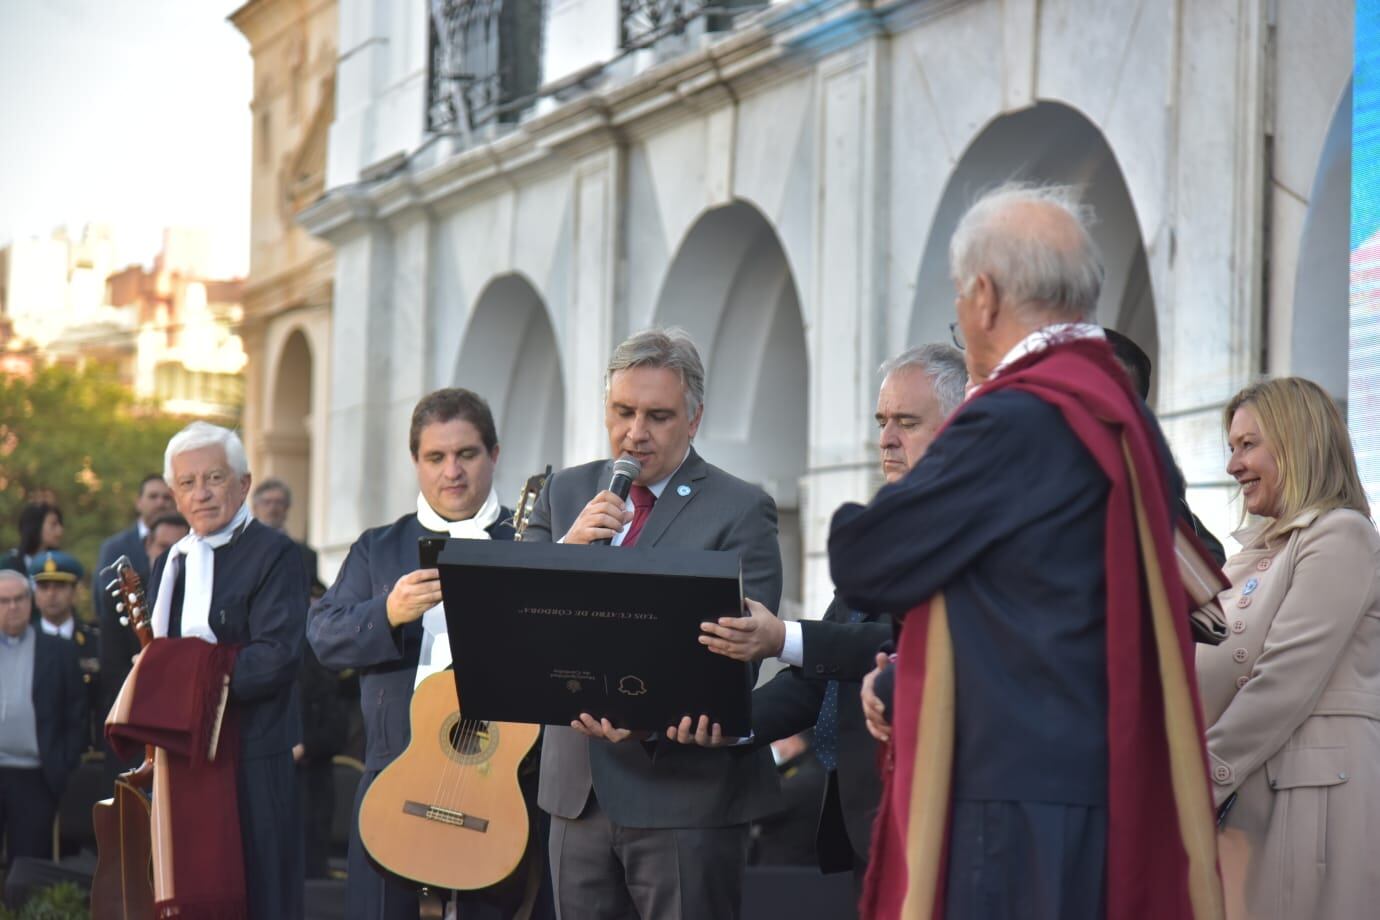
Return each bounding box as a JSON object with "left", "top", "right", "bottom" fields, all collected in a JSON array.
[{"left": 974, "top": 273, "right": 1000, "bottom": 331}]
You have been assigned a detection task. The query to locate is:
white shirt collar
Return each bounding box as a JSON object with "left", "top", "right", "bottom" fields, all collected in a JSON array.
[
  {"left": 40, "top": 616, "right": 75, "bottom": 639},
  {"left": 989, "top": 322, "right": 1105, "bottom": 381},
  {"left": 137, "top": 519, "right": 150, "bottom": 540}
]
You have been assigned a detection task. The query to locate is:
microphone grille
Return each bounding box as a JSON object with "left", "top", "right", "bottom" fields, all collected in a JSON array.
[{"left": 612, "top": 455, "right": 642, "bottom": 480}]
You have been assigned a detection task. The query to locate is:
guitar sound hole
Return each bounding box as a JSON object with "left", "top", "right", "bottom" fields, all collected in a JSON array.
[{"left": 441, "top": 717, "right": 498, "bottom": 764}]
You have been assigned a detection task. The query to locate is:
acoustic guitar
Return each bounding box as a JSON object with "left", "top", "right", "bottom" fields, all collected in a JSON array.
[
  {"left": 359, "top": 470, "right": 550, "bottom": 892},
  {"left": 90, "top": 558, "right": 156, "bottom": 920}
]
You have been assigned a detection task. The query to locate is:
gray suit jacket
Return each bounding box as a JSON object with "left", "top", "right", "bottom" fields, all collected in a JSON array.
[{"left": 523, "top": 448, "right": 784, "bottom": 828}]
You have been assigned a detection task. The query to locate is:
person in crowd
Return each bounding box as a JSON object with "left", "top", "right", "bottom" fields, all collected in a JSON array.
[
  {"left": 30, "top": 550, "right": 101, "bottom": 748},
  {"left": 141, "top": 422, "right": 308, "bottom": 917},
  {"left": 143, "top": 512, "right": 190, "bottom": 567},
  {"left": 95, "top": 473, "right": 176, "bottom": 769},
  {"left": 522, "top": 327, "right": 783, "bottom": 920},
  {"left": 309, "top": 388, "right": 547, "bottom": 919},
  {"left": 1198, "top": 376, "right": 1380, "bottom": 919},
  {"left": 16, "top": 502, "right": 64, "bottom": 571},
  {"left": 252, "top": 478, "right": 324, "bottom": 594},
  {"left": 0, "top": 569, "right": 87, "bottom": 861},
  {"left": 827, "top": 184, "right": 1221, "bottom": 918},
  {"left": 682, "top": 343, "right": 967, "bottom": 882}
]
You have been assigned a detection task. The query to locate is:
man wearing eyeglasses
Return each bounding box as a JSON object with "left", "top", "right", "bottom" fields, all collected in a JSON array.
[
  {"left": 0, "top": 569, "right": 87, "bottom": 862},
  {"left": 128, "top": 421, "right": 308, "bottom": 919}
]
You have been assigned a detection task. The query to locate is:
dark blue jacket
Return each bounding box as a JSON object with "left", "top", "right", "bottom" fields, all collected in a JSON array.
[
  {"left": 33, "top": 630, "right": 89, "bottom": 796},
  {"left": 829, "top": 389, "right": 1182, "bottom": 805},
  {"left": 306, "top": 512, "right": 514, "bottom": 771},
  {"left": 149, "top": 519, "right": 307, "bottom": 760}
]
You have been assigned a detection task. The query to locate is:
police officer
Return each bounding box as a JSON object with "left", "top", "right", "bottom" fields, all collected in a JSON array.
[{"left": 32, "top": 551, "right": 102, "bottom": 749}]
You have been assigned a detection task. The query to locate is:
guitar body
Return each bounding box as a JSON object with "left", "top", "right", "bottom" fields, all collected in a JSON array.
[
  {"left": 360, "top": 672, "right": 540, "bottom": 891},
  {"left": 90, "top": 779, "right": 154, "bottom": 920}
]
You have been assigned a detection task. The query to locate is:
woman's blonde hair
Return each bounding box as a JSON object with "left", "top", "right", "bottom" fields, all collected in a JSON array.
[{"left": 1224, "top": 377, "right": 1370, "bottom": 538}]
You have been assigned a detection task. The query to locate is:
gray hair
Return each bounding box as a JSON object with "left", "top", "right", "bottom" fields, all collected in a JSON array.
[
  {"left": 606, "top": 327, "right": 706, "bottom": 418},
  {"left": 164, "top": 421, "right": 249, "bottom": 482},
  {"left": 879, "top": 343, "right": 968, "bottom": 416},
  {"left": 949, "top": 183, "right": 1104, "bottom": 321},
  {"left": 0, "top": 569, "right": 31, "bottom": 596},
  {"left": 252, "top": 478, "right": 292, "bottom": 505}
]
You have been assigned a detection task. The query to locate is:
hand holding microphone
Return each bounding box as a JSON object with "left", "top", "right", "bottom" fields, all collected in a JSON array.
[{"left": 561, "top": 455, "right": 642, "bottom": 545}]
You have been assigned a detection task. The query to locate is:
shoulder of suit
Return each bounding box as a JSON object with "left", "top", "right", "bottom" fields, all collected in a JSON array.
[
  {"left": 546, "top": 458, "right": 607, "bottom": 492},
  {"left": 349, "top": 512, "right": 421, "bottom": 547},
  {"left": 697, "top": 458, "right": 773, "bottom": 504}
]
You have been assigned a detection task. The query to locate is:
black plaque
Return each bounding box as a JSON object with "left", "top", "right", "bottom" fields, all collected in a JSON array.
[{"left": 438, "top": 540, "right": 752, "bottom": 735}]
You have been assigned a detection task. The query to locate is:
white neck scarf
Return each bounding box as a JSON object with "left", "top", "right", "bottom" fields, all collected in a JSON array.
[
  {"left": 414, "top": 488, "right": 501, "bottom": 687},
  {"left": 151, "top": 502, "right": 251, "bottom": 643}
]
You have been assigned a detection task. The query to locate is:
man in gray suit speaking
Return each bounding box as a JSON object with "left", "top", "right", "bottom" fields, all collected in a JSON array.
[{"left": 522, "top": 327, "right": 783, "bottom": 919}]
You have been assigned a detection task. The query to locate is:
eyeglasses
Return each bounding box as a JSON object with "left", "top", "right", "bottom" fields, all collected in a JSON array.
[
  {"left": 949, "top": 322, "right": 966, "bottom": 351},
  {"left": 173, "top": 469, "right": 233, "bottom": 494}
]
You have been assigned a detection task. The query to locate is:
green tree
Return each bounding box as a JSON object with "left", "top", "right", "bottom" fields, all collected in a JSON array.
[{"left": 0, "top": 363, "right": 188, "bottom": 607}]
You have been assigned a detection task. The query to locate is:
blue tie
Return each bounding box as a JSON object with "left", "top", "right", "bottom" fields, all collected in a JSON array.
[{"left": 813, "top": 609, "right": 864, "bottom": 771}]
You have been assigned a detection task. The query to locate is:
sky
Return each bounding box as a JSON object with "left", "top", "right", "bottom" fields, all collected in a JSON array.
[{"left": 0, "top": 0, "right": 252, "bottom": 277}]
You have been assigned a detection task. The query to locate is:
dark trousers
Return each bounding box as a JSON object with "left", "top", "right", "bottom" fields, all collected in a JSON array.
[
  {"left": 944, "top": 799, "right": 1107, "bottom": 920},
  {"left": 0, "top": 767, "right": 56, "bottom": 863},
  {"left": 238, "top": 752, "right": 305, "bottom": 920},
  {"left": 299, "top": 758, "right": 335, "bottom": 878},
  {"left": 549, "top": 796, "right": 749, "bottom": 920},
  {"left": 345, "top": 768, "right": 420, "bottom": 920}
]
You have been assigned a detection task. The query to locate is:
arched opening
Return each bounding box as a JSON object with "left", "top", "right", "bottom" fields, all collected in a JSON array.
[
  {"left": 268, "top": 329, "right": 313, "bottom": 539},
  {"left": 654, "top": 201, "right": 809, "bottom": 609},
  {"left": 909, "top": 102, "right": 1158, "bottom": 403},
  {"left": 1292, "top": 80, "right": 1351, "bottom": 402},
  {"left": 454, "top": 274, "right": 566, "bottom": 507}
]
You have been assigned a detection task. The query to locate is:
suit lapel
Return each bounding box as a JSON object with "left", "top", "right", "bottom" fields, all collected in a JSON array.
[{"left": 639, "top": 449, "right": 708, "bottom": 548}]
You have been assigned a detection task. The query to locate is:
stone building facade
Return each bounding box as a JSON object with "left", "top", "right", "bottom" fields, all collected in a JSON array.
[
  {"left": 294, "top": 0, "right": 1354, "bottom": 612},
  {"left": 232, "top": 0, "right": 338, "bottom": 543}
]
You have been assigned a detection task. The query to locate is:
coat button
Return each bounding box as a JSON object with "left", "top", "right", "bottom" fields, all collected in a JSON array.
[
  {"left": 1231, "top": 620, "right": 1246, "bottom": 634},
  {"left": 1232, "top": 648, "right": 1248, "bottom": 663},
  {"left": 815, "top": 665, "right": 825, "bottom": 674},
  {"left": 1339, "top": 772, "right": 1348, "bottom": 781},
  {"left": 1256, "top": 558, "right": 1272, "bottom": 571},
  {"left": 1237, "top": 596, "right": 1252, "bottom": 609},
  {"left": 1236, "top": 675, "right": 1250, "bottom": 689},
  {"left": 1213, "top": 764, "right": 1232, "bottom": 783}
]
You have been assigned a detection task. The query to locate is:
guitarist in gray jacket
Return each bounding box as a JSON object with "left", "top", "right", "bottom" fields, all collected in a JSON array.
[{"left": 522, "top": 328, "right": 783, "bottom": 920}]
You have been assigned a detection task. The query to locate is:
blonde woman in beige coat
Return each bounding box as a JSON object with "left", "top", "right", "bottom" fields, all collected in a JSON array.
[{"left": 1197, "top": 376, "right": 1380, "bottom": 919}]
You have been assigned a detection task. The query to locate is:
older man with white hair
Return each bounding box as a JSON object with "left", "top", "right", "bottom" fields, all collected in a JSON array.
[
  {"left": 136, "top": 421, "right": 308, "bottom": 918},
  {"left": 829, "top": 185, "right": 1222, "bottom": 919}
]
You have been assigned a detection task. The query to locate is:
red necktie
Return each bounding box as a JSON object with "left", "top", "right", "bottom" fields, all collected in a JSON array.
[{"left": 621, "top": 485, "right": 656, "bottom": 548}]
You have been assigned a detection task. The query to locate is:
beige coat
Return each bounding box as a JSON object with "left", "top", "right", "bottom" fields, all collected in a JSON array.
[{"left": 1196, "top": 508, "right": 1380, "bottom": 920}]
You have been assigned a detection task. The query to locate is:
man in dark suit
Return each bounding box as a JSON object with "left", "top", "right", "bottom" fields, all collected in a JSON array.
[
  {"left": 31, "top": 550, "right": 102, "bottom": 749},
  {"left": 251, "top": 478, "right": 324, "bottom": 594},
  {"left": 148, "top": 422, "right": 308, "bottom": 918},
  {"left": 309, "top": 388, "right": 543, "bottom": 920},
  {"left": 0, "top": 570, "right": 87, "bottom": 861},
  {"left": 523, "top": 328, "right": 783, "bottom": 920},
  {"left": 94, "top": 474, "right": 175, "bottom": 735},
  {"left": 829, "top": 185, "right": 1220, "bottom": 918},
  {"left": 682, "top": 344, "right": 967, "bottom": 879}
]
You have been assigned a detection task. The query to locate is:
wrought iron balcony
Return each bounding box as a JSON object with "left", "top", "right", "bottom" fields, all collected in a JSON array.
[
  {"left": 427, "top": 0, "right": 543, "bottom": 135},
  {"left": 618, "top": 0, "right": 756, "bottom": 51}
]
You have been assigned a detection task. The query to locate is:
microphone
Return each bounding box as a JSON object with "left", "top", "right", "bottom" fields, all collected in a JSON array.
[{"left": 593, "top": 455, "right": 642, "bottom": 545}]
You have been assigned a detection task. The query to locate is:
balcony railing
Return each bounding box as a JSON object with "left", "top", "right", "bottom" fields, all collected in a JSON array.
[
  {"left": 427, "top": 0, "right": 543, "bottom": 135},
  {"left": 618, "top": 0, "right": 756, "bottom": 51}
]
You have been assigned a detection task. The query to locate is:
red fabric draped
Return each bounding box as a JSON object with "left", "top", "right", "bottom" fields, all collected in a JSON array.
[
  {"left": 860, "top": 338, "right": 1222, "bottom": 919},
  {"left": 107, "top": 637, "right": 246, "bottom": 920}
]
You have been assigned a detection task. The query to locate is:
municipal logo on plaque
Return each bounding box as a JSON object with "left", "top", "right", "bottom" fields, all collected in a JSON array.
[{"left": 618, "top": 675, "right": 647, "bottom": 697}]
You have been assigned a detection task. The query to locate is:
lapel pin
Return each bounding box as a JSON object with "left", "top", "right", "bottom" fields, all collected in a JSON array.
[
  {"left": 1243, "top": 577, "right": 1259, "bottom": 595},
  {"left": 677, "top": 484, "right": 692, "bottom": 497}
]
